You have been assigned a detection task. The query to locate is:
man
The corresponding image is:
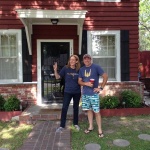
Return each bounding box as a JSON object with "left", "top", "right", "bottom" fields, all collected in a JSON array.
[{"left": 78, "top": 54, "right": 108, "bottom": 138}]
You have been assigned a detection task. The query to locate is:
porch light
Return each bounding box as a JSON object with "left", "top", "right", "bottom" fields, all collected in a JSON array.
[{"left": 51, "top": 19, "right": 59, "bottom": 25}]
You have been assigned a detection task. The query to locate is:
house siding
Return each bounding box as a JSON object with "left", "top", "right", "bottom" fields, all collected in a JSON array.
[
  {"left": 32, "top": 25, "right": 78, "bottom": 81},
  {"left": 0, "top": 0, "right": 139, "bottom": 81},
  {"left": 0, "top": 0, "right": 140, "bottom": 104}
]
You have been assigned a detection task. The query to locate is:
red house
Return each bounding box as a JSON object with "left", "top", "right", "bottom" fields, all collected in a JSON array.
[{"left": 0, "top": 0, "right": 142, "bottom": 105}]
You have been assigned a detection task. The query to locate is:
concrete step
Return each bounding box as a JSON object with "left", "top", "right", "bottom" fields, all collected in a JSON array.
[{"left": 19, "top": 104, "right": 85, "bottom": 124}]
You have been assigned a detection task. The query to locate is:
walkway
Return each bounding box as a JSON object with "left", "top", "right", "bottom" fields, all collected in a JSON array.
[{"left": 18, "top": 120, "right": 71, "bottom": 150}]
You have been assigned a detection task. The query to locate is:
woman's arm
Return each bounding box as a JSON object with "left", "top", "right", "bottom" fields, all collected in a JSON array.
[{"left": 53, "top": 62, "right": 60, "bottom": 79}]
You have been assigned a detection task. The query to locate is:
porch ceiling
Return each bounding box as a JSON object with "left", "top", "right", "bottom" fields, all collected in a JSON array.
[{"left": 16, "top": 9, "right": 87, "bottom": 55}]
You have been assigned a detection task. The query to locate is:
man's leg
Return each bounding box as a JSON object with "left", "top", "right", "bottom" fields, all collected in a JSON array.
[
  {"left": 95, "top": 112, "right": 102, "bottom": 134},
  {"left": 82, "top": 95, "right": 93, "bottom": 131},
  {"left": 87, "top": 110, "right": 94, "bottom": 130},
  {"left": 91, "top": 94, "right": 104, "bottom": 137}
]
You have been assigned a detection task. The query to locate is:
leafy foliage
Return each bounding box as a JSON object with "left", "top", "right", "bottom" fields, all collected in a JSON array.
[
  {"left": 139, "top": 0, "right": 150, "bottom": 51},
  {"left": 120, "top": 90, "right": 142, "bottom": 108},
  {"left": 4, "top": 95, "right": 20, "bottom": 111},
  {"left": 0, "top": 95, "right": 5, "bottom": 111},
  {"left": 100, "top": 95, "right": 120, "bottom": 109}
]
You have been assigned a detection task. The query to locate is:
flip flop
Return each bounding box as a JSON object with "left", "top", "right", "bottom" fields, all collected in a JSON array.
[
  {"left": 84, "top": 128, "right": 94, "bottom": 134},
  {"left": 98, "top": 133, "right": 104, "bottom": 138}
]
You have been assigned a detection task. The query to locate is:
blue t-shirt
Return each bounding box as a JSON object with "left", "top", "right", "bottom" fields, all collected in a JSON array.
[
  {"left": 59, "top": 66, "right": 81, "bottom": 93},
  {"left": 79, "top": 63, "right": 104, "bottom": 95}
]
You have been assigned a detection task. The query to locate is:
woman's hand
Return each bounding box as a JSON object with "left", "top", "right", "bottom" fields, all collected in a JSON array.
[{"left": 53, "top": 62, "right": 57, "bottom": 71}]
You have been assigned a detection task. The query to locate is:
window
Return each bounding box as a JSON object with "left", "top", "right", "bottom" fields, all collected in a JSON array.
[
  {"left": 0, "top": 30, "right": 22, "bottom": 83},
  {"left": 87, "top": 0, "right": 121, "bottom": 2},
  {"left": 87, "top": 30, "right": 120, "bottom": 81}
]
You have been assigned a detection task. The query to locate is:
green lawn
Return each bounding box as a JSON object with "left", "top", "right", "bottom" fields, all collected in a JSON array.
[
  {"left": 0, "top": 121, "right": 33, "bottom": 150},
  {"left": 71, "top": 115, "right": 150, "bottom": 150},
  {"left": 0, "top": 115, "right": 150, "bottom": 150}
]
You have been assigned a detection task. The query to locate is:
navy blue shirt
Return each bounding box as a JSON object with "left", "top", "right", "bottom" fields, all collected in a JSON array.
[
  {"left": 79, "top": 64, "right": 104, "bottom": 95},
  {"left": 59, "top": 66, "right": 81, "bottom": 93}
]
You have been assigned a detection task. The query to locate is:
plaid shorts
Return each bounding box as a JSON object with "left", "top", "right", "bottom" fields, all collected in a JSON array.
[{"left": 82, "top": 94, "right": 100, "bottom": 113}]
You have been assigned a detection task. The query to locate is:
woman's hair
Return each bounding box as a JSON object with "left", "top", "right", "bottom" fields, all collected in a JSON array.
[{"left": 66, "top": 55, "right": 81, "bottom": 71}]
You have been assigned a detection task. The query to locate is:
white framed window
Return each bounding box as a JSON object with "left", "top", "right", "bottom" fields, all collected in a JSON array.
[
  {"left": 87, "top": 30, "right": 120, "bottom": 81},
  {"left": 0, "top": 30, "right": 22, "bottom": 83},
  {"left": 87, "top": 0, "right": 121, "bottom": 2}
]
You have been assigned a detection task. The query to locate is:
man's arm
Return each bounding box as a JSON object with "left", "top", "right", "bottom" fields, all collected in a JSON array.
[
  {"left": 99, "top": 73, "right": 108, "bottom": 89},
  {"left": 78, "top": 78, "right": 93, "bottom": 87}
]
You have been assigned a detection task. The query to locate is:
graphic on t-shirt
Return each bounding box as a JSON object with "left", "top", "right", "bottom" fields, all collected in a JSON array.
[
  {"left": 84, "top": 69, "right": 91, "bottom": 77},
  {"left": 67, "top": 73, "right": 78, "bottom": 79}
]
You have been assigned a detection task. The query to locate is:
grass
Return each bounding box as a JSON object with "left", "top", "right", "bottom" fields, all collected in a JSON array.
[
  {"left": 71, "top": 115, "right": 150, "bottom": 150},
  {"left": 0, "top": 115, "right": 150, "bottom": 150},
  {"left": 0, "top": 121, "right": 33, "bottom": 150}
]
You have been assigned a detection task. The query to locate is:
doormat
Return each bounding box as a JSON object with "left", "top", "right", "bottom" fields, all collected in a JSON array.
[{"left": 39, "top": 109, "right": 61, "bottom": 114}]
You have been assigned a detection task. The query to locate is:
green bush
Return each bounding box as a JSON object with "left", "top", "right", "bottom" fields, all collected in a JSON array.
[
  {"left": 4, "top": 95, "right": 21, "bottom": 111},
  {"left": 0, "top": 94, "right": 6, "bottom": 111},
  {"left": 100, "top": 95, "right": 120, "bottom": 109},
  {"left": 120, "top": 90, "right": 142, "bottom": 108}
]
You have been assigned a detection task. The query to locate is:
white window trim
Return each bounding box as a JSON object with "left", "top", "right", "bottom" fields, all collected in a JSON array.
[
  {"left": 87, "top": 0, "right": 121, "bottom": 2},
  {"left": 0, "top": 29, "right": 22, "bottom": 83},
  {"left": 87, "top": 30, "right": 121, "bottom": 81}
]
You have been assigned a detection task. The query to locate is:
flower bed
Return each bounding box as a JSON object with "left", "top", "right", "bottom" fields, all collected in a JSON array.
[
  {"left": 0, "top": 111, "right": 22, "bottom": 121},
  {"left": 101, "top": 107, "right": 150, "bottom": 117}
]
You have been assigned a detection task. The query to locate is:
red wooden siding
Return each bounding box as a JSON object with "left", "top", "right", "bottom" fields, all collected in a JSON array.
[
  {"left": 0, "top": 0, "right": 139, "bottom": 81},
  {"left": 32, "top": 25, "right": 78, "bottom": 81}
]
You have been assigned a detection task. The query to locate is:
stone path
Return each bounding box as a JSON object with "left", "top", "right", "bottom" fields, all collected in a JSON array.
[{"left": 85, "top": 134, "right": 150, "bottom": 149}]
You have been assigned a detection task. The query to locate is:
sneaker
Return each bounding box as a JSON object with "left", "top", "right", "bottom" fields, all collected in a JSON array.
[
  {"left": 74, "top": 125, "right": 80, "bottom": 131},
  {"left": 56, "top": 127, "right": 64, "bottom": 133}
]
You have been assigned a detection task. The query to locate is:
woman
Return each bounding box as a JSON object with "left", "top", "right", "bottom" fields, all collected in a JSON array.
[{"left": 53, "top": 55, "right": 81, "bottom": 132}]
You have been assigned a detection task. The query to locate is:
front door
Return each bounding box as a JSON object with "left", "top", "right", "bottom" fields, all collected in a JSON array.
[{"left": 41, "top": 42, "right": 70, "bottom": 104}]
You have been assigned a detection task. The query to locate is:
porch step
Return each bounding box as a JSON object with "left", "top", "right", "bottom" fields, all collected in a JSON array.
[{"left": 19, "top": 104, "right": 86, "bottom": 124}]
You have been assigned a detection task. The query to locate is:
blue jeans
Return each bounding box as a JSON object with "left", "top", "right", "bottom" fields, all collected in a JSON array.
[{"left": 60, "top": 92, "right": 81, "bottom": 128}]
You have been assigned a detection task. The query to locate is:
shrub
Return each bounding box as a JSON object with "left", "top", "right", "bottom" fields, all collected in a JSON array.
[
  {"left": 0, "top": 94, "right": 6, "bottom": 111},
  {"left": 100, "top": 95, "right": 120, "bottom": 109},
  {"left": 4, "top": 95, "right": 21, "bottom": 111},
  {"left": 120, "top": 90, "right": 142, "bottom": 108}
]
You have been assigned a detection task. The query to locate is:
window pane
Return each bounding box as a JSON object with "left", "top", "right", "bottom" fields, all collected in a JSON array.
[
  {"left": 93, "top": 58, "right": 115, "bottom": 79},
  {"left": 108, "top": 36, "right": 115, "bottom": 56},
  {"left": 92, "top": 35, "right": 115, "bottom": 57},
  {"left": 10, "top": 35, "right": 17, "bottom": 56},
  {"left": 1, "top": 35, "right": 10, "bottom": 57},
  {"left": 0, "top": 58, "right": 17, "bottom": 79}
]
